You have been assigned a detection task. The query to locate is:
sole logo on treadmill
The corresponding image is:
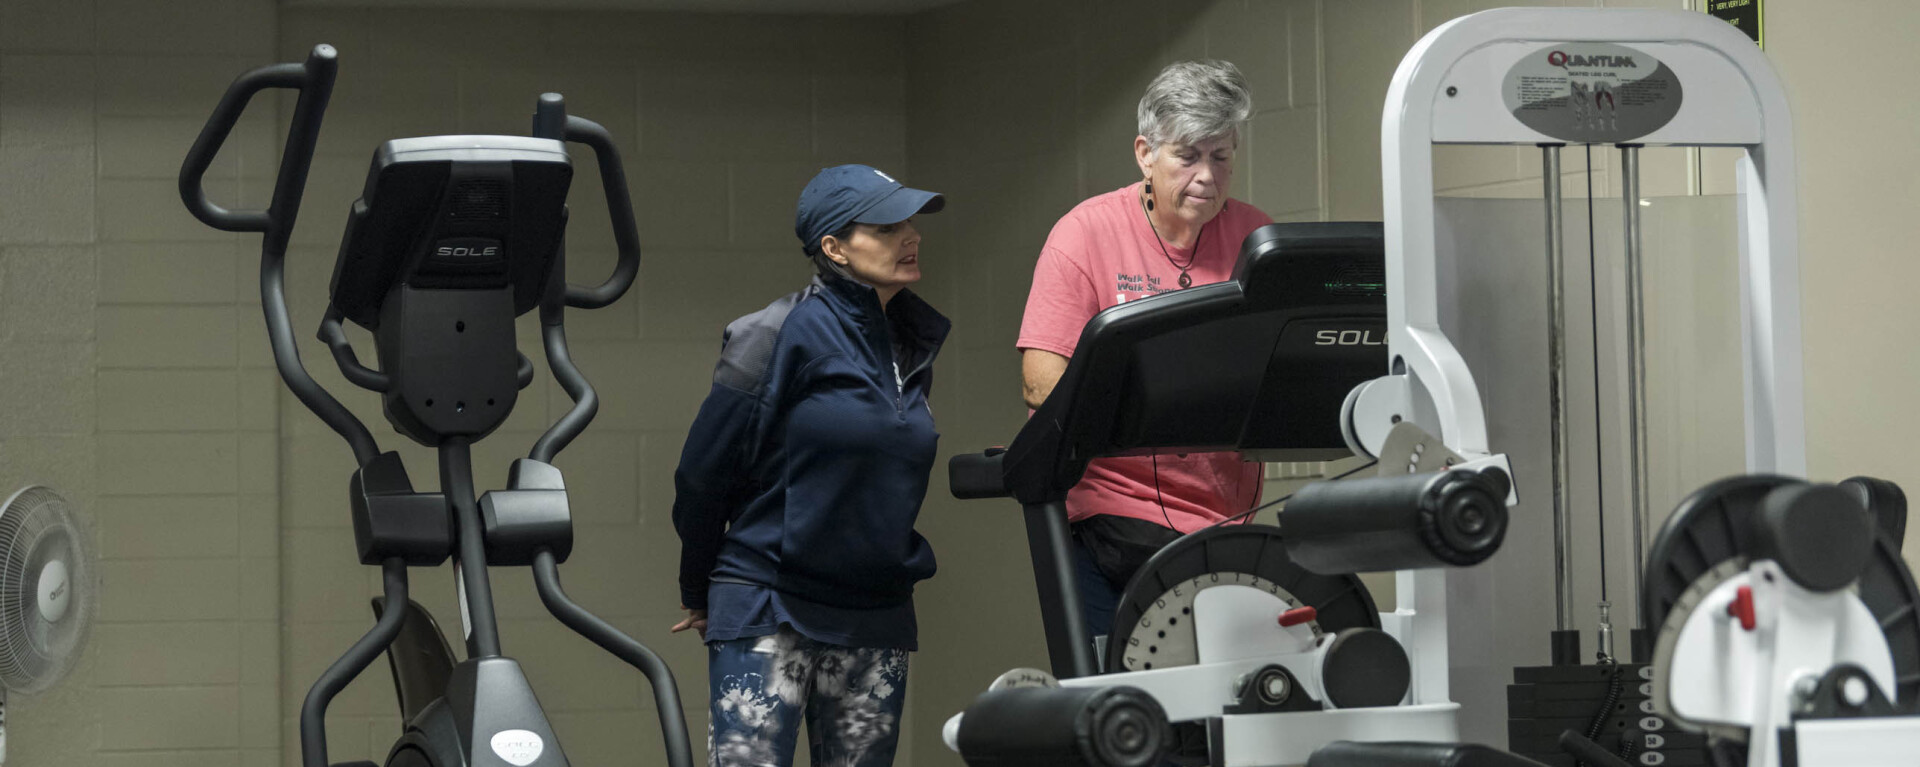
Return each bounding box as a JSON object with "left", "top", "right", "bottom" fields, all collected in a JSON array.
[
  {"left": 1314, "top": 329, "right": 1386, "bottom": 346},
  {"left": 491, "top": 729, "right": 544, "bottom": 766}
]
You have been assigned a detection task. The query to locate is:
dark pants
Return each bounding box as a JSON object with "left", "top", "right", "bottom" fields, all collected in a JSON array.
[
  {"left": 1069, "top": 515, "right": 1183, "bottom": 664},
  {"left": 1072, "top": 534, "right": 1120, "bottom": 644}
]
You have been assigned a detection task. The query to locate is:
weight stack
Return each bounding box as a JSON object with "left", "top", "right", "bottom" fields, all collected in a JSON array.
[{"left": 1506, "top": 661, "right": 1708, "bottom": 767}]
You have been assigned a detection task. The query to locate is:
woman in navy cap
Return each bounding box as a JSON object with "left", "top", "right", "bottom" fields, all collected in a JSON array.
[{"left": 670, "top": 164, "right": 948, "bottom": 767}]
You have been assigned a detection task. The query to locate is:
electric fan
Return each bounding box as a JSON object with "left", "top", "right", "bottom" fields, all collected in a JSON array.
[{"left": 0, "top": 486, "right": 95, "bottom": 763}]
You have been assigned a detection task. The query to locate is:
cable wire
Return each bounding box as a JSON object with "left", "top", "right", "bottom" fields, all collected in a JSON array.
[
  {"left": 1585, "top": 143, "right": 1611, "bottom": 605},
  {"left": 1207, "top": 460, "right": 1381, "bottom": 529}
]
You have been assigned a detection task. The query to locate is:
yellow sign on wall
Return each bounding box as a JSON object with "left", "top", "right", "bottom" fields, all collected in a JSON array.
[{"left": 1707, "top": 0, "right": 1763, "bottom": 48}]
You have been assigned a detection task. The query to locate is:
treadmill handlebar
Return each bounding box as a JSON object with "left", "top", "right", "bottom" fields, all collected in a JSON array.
[{"left": 950, "top": 449, "right": 1010, "bottom": 500}]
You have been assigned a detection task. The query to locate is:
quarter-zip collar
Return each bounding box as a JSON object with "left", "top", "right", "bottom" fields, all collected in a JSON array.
[{"left": 811, "top": 274, "right": 951, "bottom": 371}]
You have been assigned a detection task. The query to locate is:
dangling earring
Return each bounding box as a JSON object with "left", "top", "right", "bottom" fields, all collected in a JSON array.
[{"left": 1144, "top": 179, "right": 1155, "bottom": 211}]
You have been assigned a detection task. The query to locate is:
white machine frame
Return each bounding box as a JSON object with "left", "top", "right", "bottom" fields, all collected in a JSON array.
[
  {"left": 1350, "top": 3, "right": 1806, "bottom": 718},
  {"left": 1355, "top": 8, "right": 1916, "bottom": 767},
  {"left": 1368, "top": 6, "right": 1804, "bottom": 471}
]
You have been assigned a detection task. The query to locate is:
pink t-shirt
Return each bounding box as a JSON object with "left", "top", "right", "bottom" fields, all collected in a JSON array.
[{"left": 1017, "top": 182, "right": 1274, "bottom": 532}]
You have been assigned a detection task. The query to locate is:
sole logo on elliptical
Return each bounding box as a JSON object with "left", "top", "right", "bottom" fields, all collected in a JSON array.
[{"left": 491, "top": 730, "right": 544, "bottom": 766}]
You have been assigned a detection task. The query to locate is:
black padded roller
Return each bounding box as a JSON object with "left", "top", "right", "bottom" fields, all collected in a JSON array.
[
  {"left": 1280, "top": 468, "right": 1510, "bottom": 574},
  {"left": 955, "top": 685, "right": 1171, "bottom": 767},
  {"left": 1841, "top": 475, "right": 1907, "bottom": 553},
  {"left": 1753, "top": 483, "right": 1875, "bottom": 592},
  {"left": 1322, "top": 628, "right": 1412, "bottom": 709}
]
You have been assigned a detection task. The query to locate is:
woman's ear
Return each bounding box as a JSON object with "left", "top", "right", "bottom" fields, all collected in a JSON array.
[
  {"left": 1134, "top": 135, "right": 1155, "bottom": 178},
  {"left": 820, "top": 235, "right": 849, "bottom": 266}
]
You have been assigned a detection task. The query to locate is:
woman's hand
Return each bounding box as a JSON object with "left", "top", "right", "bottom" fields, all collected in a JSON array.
[{"left": 670, "top": 605, "right": 708, "bottom": 639}]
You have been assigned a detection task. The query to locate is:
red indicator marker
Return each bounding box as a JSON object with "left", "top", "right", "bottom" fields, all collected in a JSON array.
[
  {"left": 1278, "top": 606, "right": 1318, "bottom": 628},
  {"left": 1727, "top": 585, "right": 1756, "bottom": 632}
]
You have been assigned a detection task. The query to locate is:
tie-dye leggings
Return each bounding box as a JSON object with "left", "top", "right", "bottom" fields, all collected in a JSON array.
[{"left": 706, "top": 627, "right": 909, "bottom": 767}]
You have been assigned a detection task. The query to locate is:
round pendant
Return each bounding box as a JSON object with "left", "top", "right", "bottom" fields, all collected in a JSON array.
[{"left": 1177, "top": 272, "right": 1192, "bottom": 288}]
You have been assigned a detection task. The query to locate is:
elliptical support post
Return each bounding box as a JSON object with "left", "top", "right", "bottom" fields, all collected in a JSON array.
[
  {"left": 533, "top": 550, "right": 695, "bottom": 767},
  {"left": 301, "top": 559, "right": 408, "bottom": 767},
  {"left": 440, "top": 439, "right": 502, "bottom": 659}
]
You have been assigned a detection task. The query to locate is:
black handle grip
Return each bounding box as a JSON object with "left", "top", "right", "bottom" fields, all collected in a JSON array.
[
  {"left": 950, "top": 449, "right": 1010, "bottom": 500},
  {"left": 180, "top": 44, "right": 336, "bottom": 235},
  {"left": 1280, "top": 468, "right": 1510, "bottom": 574}
]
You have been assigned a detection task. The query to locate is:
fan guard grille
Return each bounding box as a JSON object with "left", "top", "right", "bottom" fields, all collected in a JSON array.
[{"left": 0, "top": 486, "right": 94, "bottom": 693}]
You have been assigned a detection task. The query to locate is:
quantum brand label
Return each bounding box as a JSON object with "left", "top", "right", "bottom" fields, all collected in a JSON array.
[{"left": 1501, "top": 43, "right": 1683, "bottom": 143}]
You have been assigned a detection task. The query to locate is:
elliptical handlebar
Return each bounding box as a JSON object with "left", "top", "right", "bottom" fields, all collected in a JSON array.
[
  {"left": 531, "top": 93, "right": 642, "bottom": 311},
  {"left": 559, "top": 115, "right": 641, "bottom": 309},
  {"left": 179, "top": 43, "right": 381, "bottom": 467},
  {"left": 318, "top": 306, "right": 391, "bottom": 392},
  {"left": 526, "top": 92, "right": 636, "bottom": 463},
  {"left": 180, "top": 44, "right": 335, "bottom": 235}
]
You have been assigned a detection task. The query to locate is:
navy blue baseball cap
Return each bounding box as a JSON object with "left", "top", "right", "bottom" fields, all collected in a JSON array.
[{"left": 794, "top": 164, "right": 944, "bottom": 255}]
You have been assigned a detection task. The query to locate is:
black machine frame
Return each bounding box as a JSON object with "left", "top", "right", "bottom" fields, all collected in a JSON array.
[
  {"left": 951, "top": 222, "right": 1394, "bottom": 679},
  {"left": 180, "top": 44, "right": 690, "bottom": 767},
  {"left": 946, "top": 222, "right": 1522, "bottom": 767}
]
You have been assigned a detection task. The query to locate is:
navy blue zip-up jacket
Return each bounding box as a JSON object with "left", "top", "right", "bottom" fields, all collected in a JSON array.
[{"left": 673, "top": 274, "right": 948, "bottom": 620}]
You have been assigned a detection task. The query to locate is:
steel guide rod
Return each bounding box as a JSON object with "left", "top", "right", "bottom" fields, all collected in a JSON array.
[
  {"left": 1620, "top": 144, "right": 1650, "bottom": 629},
  {"left": 1542, "top": 144, "right": 1575, "bottom": 632}
]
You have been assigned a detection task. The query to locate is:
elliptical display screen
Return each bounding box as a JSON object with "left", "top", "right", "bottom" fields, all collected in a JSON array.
[{"left": 330, "top": 136, "right": 573, "bottom": 328}]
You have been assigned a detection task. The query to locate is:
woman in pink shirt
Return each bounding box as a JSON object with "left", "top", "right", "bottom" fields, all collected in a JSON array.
[{"left": 1016, "top": 60, "right": 1272, "bottom": 645}]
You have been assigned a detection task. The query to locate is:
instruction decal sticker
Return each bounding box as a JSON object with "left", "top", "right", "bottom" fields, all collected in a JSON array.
[{"left": 1502, "top": 43, "right": 1683, "bottom": 143}]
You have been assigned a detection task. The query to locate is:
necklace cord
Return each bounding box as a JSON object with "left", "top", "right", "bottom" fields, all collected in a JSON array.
[{"left": 1141, "top": 190, "right": 1204, "bottom": 276}]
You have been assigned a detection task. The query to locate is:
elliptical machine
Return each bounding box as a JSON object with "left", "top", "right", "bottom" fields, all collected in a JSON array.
[{"left": 178, "top": 45, "right": 693, "bottom": 767}]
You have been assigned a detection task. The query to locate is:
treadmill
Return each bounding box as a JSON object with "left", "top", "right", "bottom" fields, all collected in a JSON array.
[{"left": 946, "top": 222, "right": 1524, "bottom": 767}]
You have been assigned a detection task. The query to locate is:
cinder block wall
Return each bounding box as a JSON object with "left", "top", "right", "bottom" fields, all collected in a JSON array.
[
  {"left": 1, "top": 0, "right": 284, "bottom": 764},
  {"left": 8, "top": 1, "right": 1920, "bottom": 766}
]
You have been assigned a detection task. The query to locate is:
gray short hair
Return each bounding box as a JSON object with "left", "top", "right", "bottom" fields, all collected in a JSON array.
[{"left": 1137, "top": 60, "right": 1253, "bottom": 152}]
